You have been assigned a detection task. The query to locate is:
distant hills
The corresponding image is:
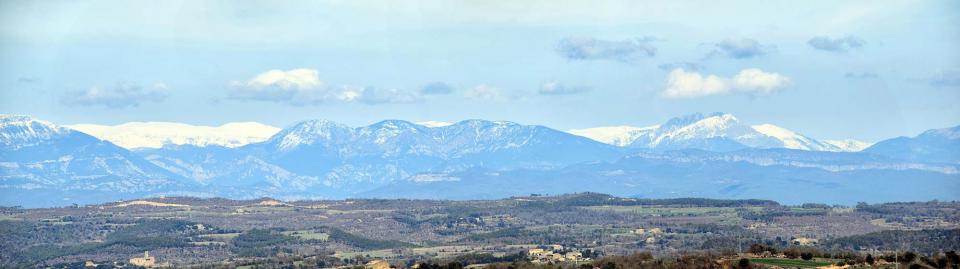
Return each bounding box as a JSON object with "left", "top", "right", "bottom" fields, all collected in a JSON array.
[
  {"left": 1, "top": 113, "right": 957, "bottom": 207},
  {"left": 863, "top": 125, "right": 960, "bottom": 163}
]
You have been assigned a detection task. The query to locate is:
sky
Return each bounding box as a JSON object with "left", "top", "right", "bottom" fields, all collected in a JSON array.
[{"left": 1, "top": 0, "right": 958, "bottom": 142}]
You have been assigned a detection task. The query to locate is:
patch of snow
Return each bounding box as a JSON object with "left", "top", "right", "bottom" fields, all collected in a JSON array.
[
  {"left": 66, "top": 121, "right": 281, "bottom": 149},
  {"left": 568, "top": 125, "right": 658, "bottom": 146},
  {"left": 823, "top": 139, "right": 873, "bottom": 152},
  {"left": 750, "top": 124, "right": 825, "bottom": 150},
  {"left": 416, "top": 121, "right": 453, "bottom": 128}
]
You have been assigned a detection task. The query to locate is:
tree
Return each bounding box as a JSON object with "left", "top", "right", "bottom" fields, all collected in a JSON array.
[
  {"left": 738, "top": 258, "right": 751, "bottom": 269},
  {"left": 866, "top": 254, "right": 875, "bottom": 265},
  {"left": 903, "top": 252, "right": 917, "bottom": 264},
  {"left": 801, "top": 253, "right": 814, "bottom": 261},
  {"left": 601, "top": 261, "right": 616, "bottom": 269},
  {"left": 783, "top": 248, "right": 800, "bottom": 259}
]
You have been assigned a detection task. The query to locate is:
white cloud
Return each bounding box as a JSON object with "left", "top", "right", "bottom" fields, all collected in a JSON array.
[
  {"left": 228, "top": 68, "right": 419, "bottom": 105},
  {"left": 731, "top": 68, "right": 791, "bottom": 93},
  {"left": 62, "top": 82, "right": 169, "bottom": 108},
  {"left": 663, "top": 68, "right": 790, "bottom": 98},
  {"left": 465, "top": 84, "right": 503, "bottom": 100},
  {"left": 229, "top": 68, "right": 330, "bottom": 104}
]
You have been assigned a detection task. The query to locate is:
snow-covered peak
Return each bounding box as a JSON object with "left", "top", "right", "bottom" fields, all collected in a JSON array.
[
  {"left": 664, "top": 113, "right": 742, "bottom": 139},
  {"left": 416, "top": 121, "right": 453, "bottom": 128},
  {"left": 272, "top": 120, "right": 351, "bottom": 151},
  {"left": 1, "top": 114, "right": 74, "bottom": 149},
  {"left": 66, "top": 121, "right": 280, "bottom": 149},
  {"left": 568, "top": 125, "right": 658, "bottom": 146},
  {"left": 750, "top": 124, "right": 833, "bottom": 151},
  {"left": 568, "top": 113, "right": 867, "bottom": 152},
  {"left": 661, "top": 112, "right": 731, "bottom": 129},
  {"left": 823, "top": 139, "right": 873, "bottom": 152}
]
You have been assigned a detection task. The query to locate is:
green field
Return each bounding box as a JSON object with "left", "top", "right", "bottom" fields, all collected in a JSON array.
[{"left": 750, "top": 258, "right": 833, "bottom": 268}]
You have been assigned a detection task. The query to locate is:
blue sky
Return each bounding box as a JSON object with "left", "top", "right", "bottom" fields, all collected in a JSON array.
[{"left": 1, "top": 0, "right": 958, "bottom": 142}]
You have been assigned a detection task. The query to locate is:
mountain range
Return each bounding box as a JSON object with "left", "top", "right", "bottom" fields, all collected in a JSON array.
[
  {"left": 1, "top": 113, "right": 957, "bottom": 207},
  {"left": 568, "top": 112, "right": 871, "bottom": 152}
]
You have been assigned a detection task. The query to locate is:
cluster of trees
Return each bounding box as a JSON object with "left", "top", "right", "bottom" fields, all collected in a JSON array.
[
  {"left": 746, "top": 242, "right": 960, "bottom": 269},
  {"left": 327, "top": 227, "right": 418, "bottom": 250},
  {"left": 823, "top": 229, "right": 960, "bottom": 255},
  {"left": 520, "top": 193, "right": 780, "bottom": 208},
  {"left": 481, "top": 252, "right": 758, "bottom": 269}
]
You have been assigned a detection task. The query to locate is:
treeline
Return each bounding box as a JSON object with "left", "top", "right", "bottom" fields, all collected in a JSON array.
[
  {"left": 327, "top": 227, "right": 418, "bottom": 250},
  {"left": 231, "top": 228, "right": 294, "bottom": 257},
  {"left": 517, "top": 193, "right": 780, "bottom": 208},
  {"left": 823, "top": 229, "right": 960, "bottom": 255},
  {"left": 478, "top": 252, "right": 753, "bottom": 269},
  {"left": 3, "top": 219, "right": 201, "bottom": 267}
]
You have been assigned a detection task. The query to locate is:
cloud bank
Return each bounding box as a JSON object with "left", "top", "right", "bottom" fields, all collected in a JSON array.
[
  {"left": 539, "top": 81, "right": 590, "bottom": 95},
  {"left": 420, "top": 82, "right": 455, "bottom": 95},
  {"left": 708, "top": 38, "right": 775, "bottom": 59},
  {"left": 929, "top": 69, "right": 960, "bottom": 88},
  {"left": 663, "top": 68, "right": 790, "bottom": 98},
  {"left": 658, "top": 62, "right": 703, "bottom": 71},
  {"left": 229, "top": 68, "right": 419, "bottom": 105},
  {"left": 62, "top": 82, "right": 169, "bottom": 108},
  {"left": 808, "top": 35, "right": 865, "bottom": 52},
  {"left": 556, "top": 37, "right": 656, "bottom": 62},
  {"left": 465, "top": 84, "right": 503, "bottom": 100}
]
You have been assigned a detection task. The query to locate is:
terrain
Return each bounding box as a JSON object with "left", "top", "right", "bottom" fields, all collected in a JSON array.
[
  {"left": 1, "top": 193, "right": 958, "bottom": 268},
  {"left": 2, "top": 113, "right": 958, "bottom": 207}
]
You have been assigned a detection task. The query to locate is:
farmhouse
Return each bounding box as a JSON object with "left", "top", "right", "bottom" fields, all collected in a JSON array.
[
  {"left": 791, "top": 237, "right": 818, "bottom": 246},
  {"left": 129, "top": 251, "right": 156, "bottom": 267},
  {"left": 528, "top": 246, "right": 589, "bottom": 263}
]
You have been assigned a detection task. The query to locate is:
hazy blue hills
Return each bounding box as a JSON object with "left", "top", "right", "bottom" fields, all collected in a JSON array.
[
  {"left": 364, "top": 148, "right": 959, "bottom": 205},
  {"left": 864, "top": 125, "right": 960, "bottom": 164},
  {"left": 1, "top": 114, "right": 958, "bottom": 207}
]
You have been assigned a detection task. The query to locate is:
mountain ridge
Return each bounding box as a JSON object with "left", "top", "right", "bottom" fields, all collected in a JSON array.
[
  {"left": 2, "top": 113, "right": 958, "bottom": 207},
  {"left": 569, "top": 112, "right": 870, "bottom": 152}
]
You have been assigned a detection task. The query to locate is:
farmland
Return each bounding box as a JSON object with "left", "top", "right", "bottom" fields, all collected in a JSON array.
[{"left": 0, "top": 193, "right": 957, "bottom": 268}]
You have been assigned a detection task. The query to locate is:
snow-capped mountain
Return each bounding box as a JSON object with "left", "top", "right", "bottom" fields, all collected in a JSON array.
[
  {"left": 262, "top": 119, "right": 620, "bottom": 160},
  {"left": 1, "top": 115, "right": 74, "bottom": 150},
  {"left": 569, "top": 113, "right": 866, "bottom": 152},
  {"left": 137, "top": 119, "right": 623, "bottom": 195},
  {"left": 568, "top": 125, "right": 659, "bottom": 146},
  {"left": 823, "top": 139, "right": 873, "bottom": 152},
  {"left": 3, "top": 114, "right": 958, "bottom": 207},
  {"left": 0, "top": 115, "right": 191, "bottom": 207},
  {"left": 65, "top": 121, "right": 280, "bottom": 149},
  {"left": 247, "top": 119, "right": 623, "bottom": 185},
  {"left": 864, "top": 125, "right": 960, "bottom": 163}
]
